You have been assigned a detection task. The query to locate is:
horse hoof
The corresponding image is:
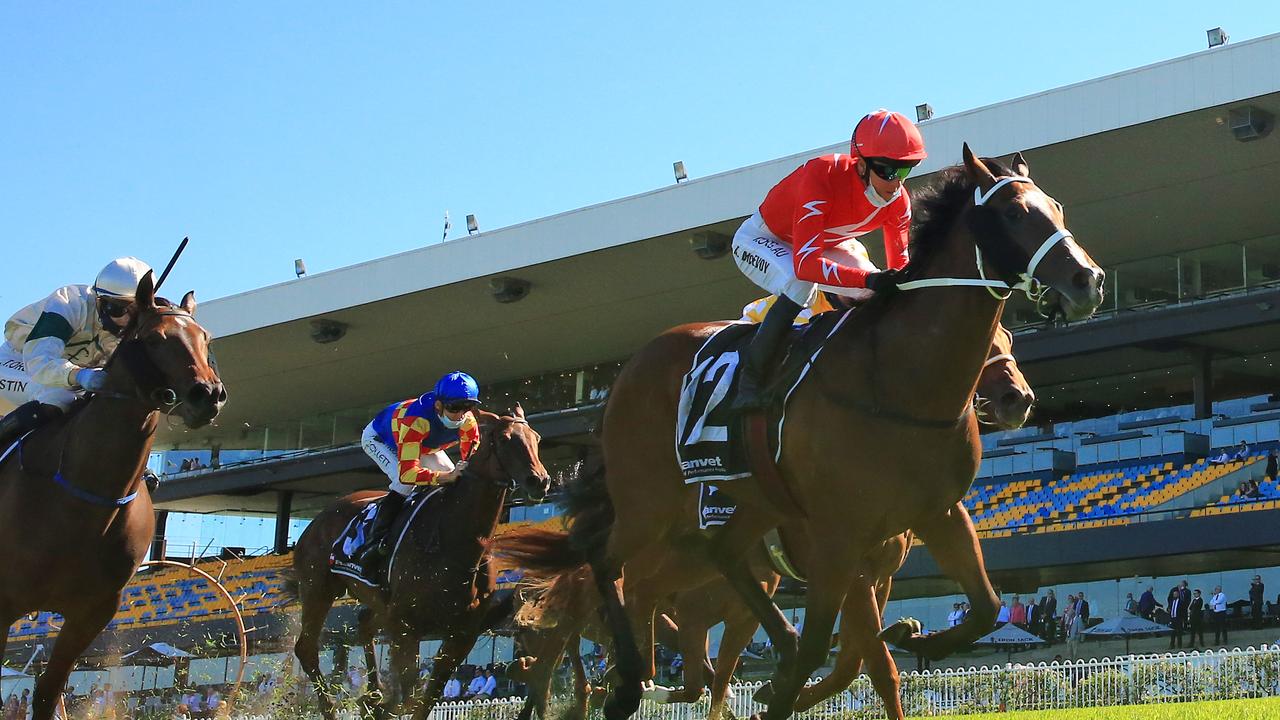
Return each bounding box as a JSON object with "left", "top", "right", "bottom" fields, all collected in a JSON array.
[{"left": 752, "top": 681, "right": 774, "bottom": 704}]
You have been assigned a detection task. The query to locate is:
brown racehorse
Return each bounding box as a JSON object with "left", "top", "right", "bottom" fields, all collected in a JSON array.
[
  {"left": 493, "top": 147, "right": 1103, "bottom": 720},
  {"left": 503, "top": 324, "right": 1032, "bottom": 720},
  {"left": 0, "top": 273, "right": 224, "bottom": 720},
  {"left": 285, "top": 404, "right": 551, "bottom": 720}
]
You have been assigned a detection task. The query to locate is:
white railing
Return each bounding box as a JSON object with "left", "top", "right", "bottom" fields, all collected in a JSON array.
[{"left": 226, "top": 645, "right": 1280, "bottom": 719}]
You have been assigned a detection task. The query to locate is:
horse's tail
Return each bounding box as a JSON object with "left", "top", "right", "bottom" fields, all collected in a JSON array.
[
  {"left": 562, "top": 456, "right": 615, "bottom": 561},
  {"left": 278, "top": 568, "right": 301, "bottom": 605},
  {"left": 513, "top": 565, "right": 595, "bottom": 630}
]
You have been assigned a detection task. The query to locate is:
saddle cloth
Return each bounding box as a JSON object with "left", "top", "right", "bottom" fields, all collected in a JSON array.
[
  {"left": 675, "top": 308, "right": 854, "bottom": 483},
  {"left": 329, "top": 486, "right": 443, "bottom": 587}
]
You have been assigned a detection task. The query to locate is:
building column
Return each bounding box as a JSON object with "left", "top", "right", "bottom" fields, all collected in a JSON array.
[
  {"left": 151, "top": 510, "right": 169, "bottom": 561},
  {"left": 1191, "top": 348, "right": 1214, "bottom": 420},
  {"left": 274, "top": 490, "right": 294, "bottom": 554}
]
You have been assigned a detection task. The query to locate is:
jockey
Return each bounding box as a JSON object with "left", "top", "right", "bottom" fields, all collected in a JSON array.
[
  {"left": 730, "top": 109, "right": 926, "bottom": 410},
  {"left": 356, "top": 370, "right": 482, "bottom": 565},
  {"left": 0, "top": 258, "right": 153, "bottom": 446}
]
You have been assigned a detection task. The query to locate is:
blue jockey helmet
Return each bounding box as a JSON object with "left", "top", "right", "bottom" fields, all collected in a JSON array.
[{"left": 434, "top": 371, "right": 481, "bottom": 404}]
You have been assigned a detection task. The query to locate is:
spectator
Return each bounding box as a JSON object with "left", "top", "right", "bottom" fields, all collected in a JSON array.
[
  {"left": 1061, "top": 594, "right": 1076, "bottom": 642},
  {"left": 961, "top": 601, "right": 971, "bottom": 621},
  {"left": 442, "top": 673, "right": 462, "bottom": 700},
  {"left": 1168, "top": 584, "right": 1188, "bottom": 649},
  {"left": 995, "top": 599, "right": 1010, "bottom": 628},
  {"left": 205, "top": 686, "right": 222, "bottom": 717},
  {"left": 1209, "top": 449, "right": 1231, "bottom": 465},
  {"left": 1234, "top": 440, "right": 1251, "bottom": 461},
  {"left": 4, "top": 694, "right": 19, "bottom": 720},
  {"left": 1026, "top": 596, "right": 1040, "bottom": 636},
  {"left": 1211, "top": 585, "right": 1229, "bottom": 645},
  {"left": 1189, "top": 589, "right": 1206, "bottom": 648},
  {"left": 1076, "top": 592, "right": 1090, "bottom": 623},
  {"left": 1268, "top": 450, "right": 1278, "bottom": 484},
  {"left": 477, "top": 668, "right": 498, "bottom": 699},
  {"left": 1138, "top": 586, "right": 1158, "bottom": 620},
  {"left": 464, "top": 669, "right": 485, "bottom": 699},
  {"left": 1123, "top": 592, "right": 1137, "bottom": 615},
  {"left": 947, "top": 602, "right": 963, "bottom": 628},
  {"left": 1042, "top": 591, "right": 1057, "bottom": 644},
  {"left": 1009, "top": 595, "right": 1026, "bottom": 628},
  {"left": 1250, "top": 575, "right": 1265, "bottom": 627},
  {"left": 18, "top": 689, "right": 29, "bottom": 720},
  {"left": 1238, "top": 479, "right": 1263, "bottom": 500},
  {"left": 346, "top": 665, "right": 365, "bottom": 697}
]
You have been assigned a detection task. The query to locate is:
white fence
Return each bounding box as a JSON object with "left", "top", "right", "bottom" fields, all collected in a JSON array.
[{"left": 231, "top": 645, "right": 1280, "bottom": 719}]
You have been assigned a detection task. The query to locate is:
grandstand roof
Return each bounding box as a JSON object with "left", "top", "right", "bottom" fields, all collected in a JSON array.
[{"left": 170, "top": 33, "right": 1280, "bottom": 452}]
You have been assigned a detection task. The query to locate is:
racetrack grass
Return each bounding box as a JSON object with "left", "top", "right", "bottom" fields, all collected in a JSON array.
[{"left": 931, "top": 696, "right": 1280, "bottom": 719}]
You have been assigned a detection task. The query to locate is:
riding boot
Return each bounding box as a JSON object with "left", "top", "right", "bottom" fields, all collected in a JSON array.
[
  {"left": 0, "top": 401, "right": 63, "bottom": 450},
  {"left": 357, "top": 491, "right": 408, "bottom": 566},
  {"left": 730, "top": 295, "right": 803, "bottom": 412}
]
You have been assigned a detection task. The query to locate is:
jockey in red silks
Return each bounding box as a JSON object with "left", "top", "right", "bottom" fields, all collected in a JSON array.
[{"left": 730, "top": 109, "right": 927, "bottom": 411}]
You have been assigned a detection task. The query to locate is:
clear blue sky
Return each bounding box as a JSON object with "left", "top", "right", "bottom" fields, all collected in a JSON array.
[{"left": 2, "top": 3, "right": 1277, "bottom": 317}]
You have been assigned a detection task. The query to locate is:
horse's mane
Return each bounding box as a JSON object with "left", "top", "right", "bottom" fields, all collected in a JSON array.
[{"left": 902, "top": 157, "right": 1014, "bottom": 281}]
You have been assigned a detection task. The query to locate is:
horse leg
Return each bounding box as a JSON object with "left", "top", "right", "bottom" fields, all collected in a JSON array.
[
  {"left": 587, "top": 557, "right": 643, "bottom": 720},
  {"left": 356, "top": 607, "right": 382, "bottom": 705},
  {"left": 294, "top": 591, "right": 340, "bottom": 720},
  {"left": 411, "top": 631, "right": 482, "bottom": 720},
  {"left": 708, "top": 613, "right": 760, "bottom": 720},
  {"left": 793, "top": 597, "right": 863, "bottom": 713},
  {"left": 887, "top": 503, "right": 998, "bottom": 660},
  {"left": 834, "top": 582, "right": 902, "bottom": 719},
  {"left": 31, "top": 599, "right": 117, "bottom": 720},
  {"left": 653, "top": 608, "right": 708, "bottom": 704},
  {"left": 759, "top": 563, "right": 851, "bottom": 720},
  {"left": 565, "top": 634, "right": 592, "bottom": 720}
]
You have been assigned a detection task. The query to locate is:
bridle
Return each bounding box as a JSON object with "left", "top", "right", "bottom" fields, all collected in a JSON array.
[
  {"left": 464, "top": 416, "right": 532, "bottom": 490},
  {"left": 95, "top": 309, "right": 197, "bottom": 416},
  {"left": 896, "top": 175, "right": 1073, "bottom": 315}
]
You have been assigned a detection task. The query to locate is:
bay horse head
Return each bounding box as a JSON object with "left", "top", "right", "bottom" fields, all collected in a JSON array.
[
  {"left": 469, "top": 403, "right": 552, "bottom": 501},
  {"left": 975, "top": 325, "right": 1034, "bottom": 430},
  {"left": 107, "top": 271, "right": 226, "bottom": 428},
  {"left": 962, "top": 144, "right": 1106, "bottom": 321}
]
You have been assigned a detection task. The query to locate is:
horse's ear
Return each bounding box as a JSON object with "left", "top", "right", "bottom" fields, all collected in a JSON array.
[
  {"left": 1011, "top": 152, "right": 1031, "bottom": 178},
  {"left": 962, "top": 143, "right": 996, "bottom": 189},
  {"left": 513, "top": 402, "right": 525, "bottom": 420},
  {"left": 135, "top": 271, "right": 156, "bottom": 310},
  {"left": 180, "top": 291, "right": 197, "bottom": 315}
]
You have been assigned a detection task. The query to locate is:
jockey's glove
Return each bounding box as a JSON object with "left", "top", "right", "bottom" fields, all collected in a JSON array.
[
  {"left": 75, "top": 367, "right": 108, "bottom": 392},
  {"left": 865, "top": 269, "right": 903, "bottom": 295}
]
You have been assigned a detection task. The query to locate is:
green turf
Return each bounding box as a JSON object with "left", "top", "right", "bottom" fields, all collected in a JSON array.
[{"left": 931, "top": 696, "right": 1280, "bottom": 719}]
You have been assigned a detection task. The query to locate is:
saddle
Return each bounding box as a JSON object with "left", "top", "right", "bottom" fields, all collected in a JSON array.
[
  {"left": 675, "top": 308, "right": 853, "bottom": 528},
  {"left": 330, "top": 487, "right": 444, "bottom": 587}
]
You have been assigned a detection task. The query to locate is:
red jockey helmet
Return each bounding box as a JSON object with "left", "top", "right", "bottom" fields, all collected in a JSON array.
[{"left": 851, "top": 109, "right": 927, "bottom": 162}]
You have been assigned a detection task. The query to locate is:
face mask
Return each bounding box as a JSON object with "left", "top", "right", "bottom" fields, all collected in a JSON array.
[
  {"left": 864, "top": 181, "right": 900, "bottom": 208},
  {"left": 437, "top": 412, "right": 464, "bottom": 429}
]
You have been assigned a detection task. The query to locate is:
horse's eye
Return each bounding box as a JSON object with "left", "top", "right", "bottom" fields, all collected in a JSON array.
[{"left": 1003, "top": 205, "right": 1024, "bottom": 222}]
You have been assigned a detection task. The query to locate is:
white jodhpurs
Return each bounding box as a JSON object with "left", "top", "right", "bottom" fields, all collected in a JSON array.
[
  {"left": 361, "top": 422, "right": 454, "bottom": 497},
  {"left": 731, "top": 213, "right": 879, "bottom": 305},
  {"left": 0, "top": 343, "right": 77, "bottom": 416}
]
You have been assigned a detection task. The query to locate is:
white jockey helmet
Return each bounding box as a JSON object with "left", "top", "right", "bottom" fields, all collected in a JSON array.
[{"left": 93, "top": 257, "right": 152, "bottom": 299}]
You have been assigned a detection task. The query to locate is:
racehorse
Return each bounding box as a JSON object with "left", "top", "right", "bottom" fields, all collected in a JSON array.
[
  {"left": 493, "top": 147, "right": 1103, "bottom": 720},
  {"left": 285, "top": 403, "right": 551, "bottom": 720},
  {"left": 501, "top": 322, "right": 1033, "bottom": 720},
  {"left": 0, "top": 273, "right": 225, "bottom": 720}
]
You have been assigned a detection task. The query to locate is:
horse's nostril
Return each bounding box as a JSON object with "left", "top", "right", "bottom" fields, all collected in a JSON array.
[{"left": 216, "top": 384, "right": 228, "bottom": 404}]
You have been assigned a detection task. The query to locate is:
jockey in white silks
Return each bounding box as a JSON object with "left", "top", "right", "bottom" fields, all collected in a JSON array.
[{"left": 0, "top": 257, "right": 152, "bottom": 447}]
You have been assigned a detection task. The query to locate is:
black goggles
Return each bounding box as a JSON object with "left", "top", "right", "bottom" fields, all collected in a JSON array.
[
  {"left": 99, "top": 297, "right": 132, "bottom": 318},
  {"left": 866, "top": 158, "right": 916, "bottom": 182},
  {"left": 443, "top": 400, "right": 479, "bottom": 414}
]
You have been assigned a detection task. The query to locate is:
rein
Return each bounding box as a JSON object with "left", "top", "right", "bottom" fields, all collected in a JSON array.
[
  {"left": 896, "top": 175, "right": 1073, "bottom": 312},
  {"left": 462, "top": 417, "right": 530, "bottom": 490}
]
